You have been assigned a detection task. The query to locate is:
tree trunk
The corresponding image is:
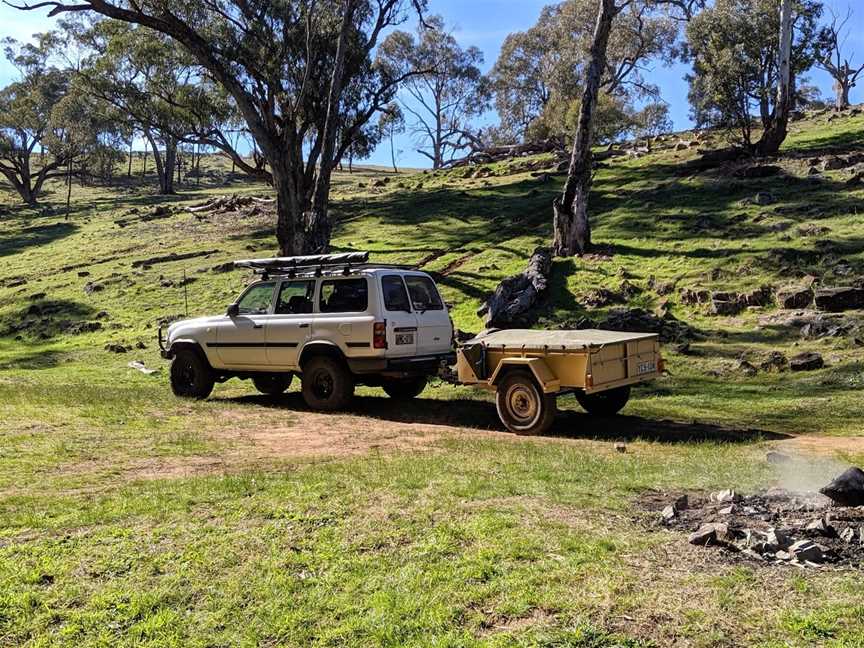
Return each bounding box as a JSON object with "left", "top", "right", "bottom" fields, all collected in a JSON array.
[
  {"left": 390, "top": 128, "right": 398, "bottom": 173},
  {"left": 301, "top": 0, "right": 357, "bottom": 256},
  {"left": 756, "top": 0, "right": 793, "bottom": 156},
  {"left": 272, "top": 158, "right": 299, "bottom": 256},
  {"left": 127, "top": 139, "right": 134, "bottom": 178},
  {"left": 836, "top": 80, "right": 850, "bottom": 110},
  {"left": 552, "top": 0, "right": 616, "bottom": 257}
]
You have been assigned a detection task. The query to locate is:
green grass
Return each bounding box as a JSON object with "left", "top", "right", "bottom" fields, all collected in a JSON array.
[{"left": 2, "top": 111, "right": 864, "bottom": 645}]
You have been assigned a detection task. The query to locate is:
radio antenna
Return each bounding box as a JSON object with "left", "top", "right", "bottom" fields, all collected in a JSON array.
[{"left": 183, "top": 269, "right": 189, "bottom": 317}]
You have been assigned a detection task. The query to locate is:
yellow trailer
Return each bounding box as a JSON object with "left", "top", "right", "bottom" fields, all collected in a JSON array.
[{"left": 456, "top": 329, "right": 664, "bottom": 435}]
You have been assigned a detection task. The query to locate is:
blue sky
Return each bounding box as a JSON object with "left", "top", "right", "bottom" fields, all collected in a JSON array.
[{"left": 1, "top": 0, "right": 863, "bottom": 168}]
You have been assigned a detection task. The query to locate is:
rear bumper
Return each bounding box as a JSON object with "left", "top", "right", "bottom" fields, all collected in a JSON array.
[{"left": 348, "top": 352, "right": 455, "bottom": 376}]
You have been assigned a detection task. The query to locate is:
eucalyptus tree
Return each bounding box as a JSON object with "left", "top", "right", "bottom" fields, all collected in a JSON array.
[
  {"left": 0, "top": 34, "right": 73, "bottom": 205},
  {"left": 490, "top": 0, "right": 677, "bottom": 144},
  {"left": 379, "top": 16, "right": 488, "bottom": 169},
  {"left": 12, "top": 0, "right": 426, "bottom": 254},
  {"left": 686, "top": 0, "right": 822, "bottom": 150},
  {"left": 815, "top": 8, "right": 864, "bottom": 110}
]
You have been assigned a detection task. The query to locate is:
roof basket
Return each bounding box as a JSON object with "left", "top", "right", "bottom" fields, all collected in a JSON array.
[
  {"left": 233, "top": 252, "right": 413, "bottom": 279},
  {"left": 234, "top": 252, "right": 370, "bottom": 271}
]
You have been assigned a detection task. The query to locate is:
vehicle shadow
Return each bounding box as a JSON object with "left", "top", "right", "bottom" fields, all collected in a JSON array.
[{"left": 224, "top": 392, "right": 789, "bottom": 445}]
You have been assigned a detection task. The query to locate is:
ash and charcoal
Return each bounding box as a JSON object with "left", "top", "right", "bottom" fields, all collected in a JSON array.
[{"left": 652, "top": 468, "right": 864, "bottom": 568}]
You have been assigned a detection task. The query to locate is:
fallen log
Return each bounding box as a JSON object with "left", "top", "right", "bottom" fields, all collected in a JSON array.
[{"left": 478, "top": 247, "right": 552, "bottom": 328}]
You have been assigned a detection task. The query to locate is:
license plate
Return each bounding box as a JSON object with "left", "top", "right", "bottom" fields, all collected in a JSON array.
[
  {"left": 395, "top": 332, "right": 414, "bottom": 345},
  {"left": 638, "top": 361, "right": 656, "bottom": 375}
]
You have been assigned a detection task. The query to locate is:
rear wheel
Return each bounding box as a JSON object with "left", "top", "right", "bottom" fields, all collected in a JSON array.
[
  {"left": 575, "top": 385, "right": 631, "bottom": 416},
  {"left": 495, "top": 370, "right": 556, "bottom": 435},
  {"left": 252, "top": 373, "right": 293, "bottom": 396},
  {"left": 301, "top": 356, "right": 355, "bottom": 411},
  {"left": 382, "top": 376, "right": 428, "bottom": 400},
  {"left": 170, "top": 349, "right": 214, "bottom": 399}
]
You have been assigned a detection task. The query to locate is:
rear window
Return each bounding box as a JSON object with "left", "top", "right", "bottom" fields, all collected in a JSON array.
[
  {"left": 319, "top": 278, "right": 368, "bottom": 313},
  {"left": 382, "top": 275, "right": 411, "bottom": 312},
  {"left": 404, "top": 275, "right": 443, "bottom": 311}
]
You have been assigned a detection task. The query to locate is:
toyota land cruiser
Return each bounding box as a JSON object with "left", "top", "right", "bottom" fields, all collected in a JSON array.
[{"left": 159, "top": 253, "right": 454, "bottom": 410}]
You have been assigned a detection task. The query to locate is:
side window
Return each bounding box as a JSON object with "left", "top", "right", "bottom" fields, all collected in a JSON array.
[
  {"left": 319, "top": 278, "right": 368, "bottom": 313},
  {"left": 404, "top": 276, "right": 443, "bottom": 311},
  {"left": 237, "top": 282, "right": 275, "bottom": 315},
  {"left": 382, "top": 275, "right": 411, "bottom": 312},
  {"left": 275, "top": 280, "right": 315, "bottom": 314}
]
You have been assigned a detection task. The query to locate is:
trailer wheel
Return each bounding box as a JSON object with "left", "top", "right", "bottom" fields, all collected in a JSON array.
[
  {"left": 252, "top": 373, "right": 293, "bottom": 396},
  {"left": 170, "top": 349, "right": 214, "bottom": 399},
  {"left": 495, "top": 370, "right": 556, "bottom": 435},
  {"left": 382, "top": 376, "right": 428, "bottom": 400},
  {"left": 576, "top": 385, "right": 631, "bottom": 416},
  {"left": 301, "top": 355, "right": 354, "bottom": 411}
]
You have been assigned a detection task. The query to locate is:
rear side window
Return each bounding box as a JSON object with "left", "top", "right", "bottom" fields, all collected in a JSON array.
[
  {"left": 275, "top": 280, "right": 315, "bottom": 314},
  {"left": 382, "top": 275, "right": 411, "bottom": 312},
  {"left": 404, "top": 275, "right": 443, "bottom": 311},
  {"left": 319, "top": 278, "right": 368, "bottom": 313}
]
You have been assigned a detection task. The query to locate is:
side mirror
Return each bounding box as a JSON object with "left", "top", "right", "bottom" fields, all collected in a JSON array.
[{"left": 227, "top": 303, "right": 240, "bottom": 317}]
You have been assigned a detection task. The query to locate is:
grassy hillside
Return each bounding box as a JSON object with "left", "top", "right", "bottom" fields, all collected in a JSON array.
[{"left": 1, "top": 109, "right": 864, "bottom": 646}]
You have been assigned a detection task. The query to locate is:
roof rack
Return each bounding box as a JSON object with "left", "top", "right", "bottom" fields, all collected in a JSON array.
[{"left": 233, "top": 252, "right": 416, "bottom": 279}]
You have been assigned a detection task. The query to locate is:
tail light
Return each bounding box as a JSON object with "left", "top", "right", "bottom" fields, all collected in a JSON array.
[
  {"left": 586, "top": 373, "right": 594, "bottom": 388},
  {"left": 373, "top": 321, "right": 387, "bottom": 349}
]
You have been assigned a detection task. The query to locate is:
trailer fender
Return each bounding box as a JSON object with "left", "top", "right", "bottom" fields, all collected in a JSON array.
[{"left": 489, "top": 357, "right": 561, "bottom": 394}]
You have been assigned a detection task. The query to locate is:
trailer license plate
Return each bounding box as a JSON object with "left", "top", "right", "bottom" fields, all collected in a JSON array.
[
  {"left": 638, "top": 361, "right": 656, "bottom": 375},
  {"left": 395, "top": 332, "right": 414, "bottom": 345}
]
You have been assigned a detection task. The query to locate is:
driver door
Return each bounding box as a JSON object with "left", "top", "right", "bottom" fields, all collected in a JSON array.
[{"left": 216, "top": 281, "right": 275, "bottom": 368}]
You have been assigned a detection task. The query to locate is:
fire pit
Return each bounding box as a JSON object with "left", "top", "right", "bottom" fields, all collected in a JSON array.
[{"left": 645, "top": 467, "right": 864, "bottom": 568}]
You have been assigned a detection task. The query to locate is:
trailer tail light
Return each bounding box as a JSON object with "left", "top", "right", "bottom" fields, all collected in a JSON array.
[
  {"left": 373, "top": 321, "right": 388, "bottom": 349},
  {"left": 586, "top": 373, "right": 594, "bottom": 388}
]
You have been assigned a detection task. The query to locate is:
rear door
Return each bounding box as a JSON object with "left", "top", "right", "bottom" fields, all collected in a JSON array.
[
  {"left": 380, "top": 274, "right": 417, "bottom": 358},
  {"left": 403, "top": 274, "right": 452, "bottom": 356},
  {"left": 266, "top": 279, "right": 316, "bottom": 368},
  {"left": 215, "top": 281, "right": 275, "bottom": 367},
  {"left": 312, "top": 277, "right": 375, "bottom": 355}
]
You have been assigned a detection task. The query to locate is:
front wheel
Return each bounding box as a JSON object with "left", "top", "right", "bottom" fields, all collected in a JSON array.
[
  {"left": 252, "top": 373, "right": 293, "bottom": 396},
  {"left": 495, "top": 370, "right": 557, "bottom": 435},
  {"left": 301, "top": 356, "right": 355, "bottom": 411},
  {"left": 170, "top": 349, "right": 215, "bottom": 399},
  {"left": 382, "top": 376, "right": 428, "bottom": 400},
  {"left": 575, "top": 385, "right": 631, "bottom": 416}
]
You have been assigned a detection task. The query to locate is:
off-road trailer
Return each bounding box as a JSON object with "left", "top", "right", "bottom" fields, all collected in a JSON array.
[{"left": 456, "top": 329, "right": 664, "bottom": 435}]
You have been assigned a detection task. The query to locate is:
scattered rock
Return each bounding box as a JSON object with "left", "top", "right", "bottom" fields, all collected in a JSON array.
[
  {"left": 84, "top": 282, "right": 105, "bottom": 295},
  {"left": 712, "top": 489, "right": 742, "bottom": 504},
  {"left": 689, "top": 522, "right": 732, "bottom": 546},
  {"left": 754, "top": 191, "right": 774, "bottom": 206},
  {"left": 615, "top": 442, "right": 627, "bottom": 454},
  {"left": 211, "top": 262, "right": 234, "bottom": 273},
  {"left": 815, "top": 287, "right": 864, "bottom": 312},
  {"left": 760, "top": 351, "right": 788, "bottom": 372},
  {"left": 805, "top": 518, "right": 837, "bottom": 537},
  {"left": 788, "top": 539, "right": 829, "bottom": 563},
  {"left": 128, "top": 360, "right": 158, "bottom": 375},
  {"left": 776, "top": 286, "right": 814, "bottom": 309},
  {"left": 820, "top": 467, "right": 864, "bottom": 507},
  {"left": 766, "top": 451, "right": 791, "bottom": 464},
  {"left": 738, "top": 360, "right": 758, "bottom": 377},
  {"left": 822, "top": 156, "right": 846, "bottom": 171},
  {"left": 104, "top": 343, "right": 129, "bottom": 354},
  {"left": 789, "top": 352, "right": 824, "bottom": 372}
]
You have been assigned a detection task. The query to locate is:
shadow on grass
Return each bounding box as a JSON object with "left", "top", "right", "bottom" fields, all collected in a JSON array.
[
  {"left": 0, "top": 221, "right": 77, "bottom": 258},
  {"left": 219, "top": 392, "right": 787, "bottom": 444}
]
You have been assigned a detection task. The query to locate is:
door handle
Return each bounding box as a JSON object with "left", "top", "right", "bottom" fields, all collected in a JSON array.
[{"left": 298, "top": 323, "right": 310, "bottom": 328}]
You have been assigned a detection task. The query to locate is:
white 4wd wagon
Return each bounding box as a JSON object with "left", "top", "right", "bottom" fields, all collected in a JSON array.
[{"left": 159, "top": 253, "right": 454, "bottom": 410}]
